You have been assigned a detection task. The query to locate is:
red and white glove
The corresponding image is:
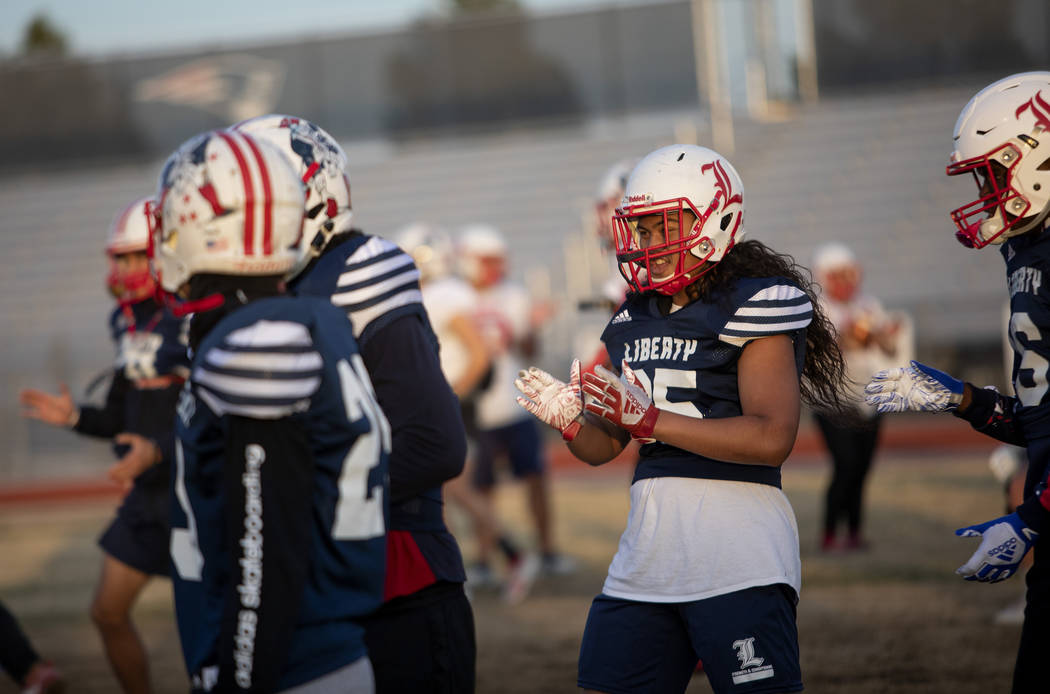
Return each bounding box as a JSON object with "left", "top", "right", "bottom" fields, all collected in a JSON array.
[
  {"left": 515, "top": 360, "right": 584, "bottom": 441},
  {"left": 582, "top": 360, "right": 659, "bottom": 441}
]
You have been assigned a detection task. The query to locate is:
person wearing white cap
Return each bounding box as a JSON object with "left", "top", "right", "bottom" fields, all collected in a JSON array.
[{"left": 811, "top": 242, "right": 900, "bottom": 552}]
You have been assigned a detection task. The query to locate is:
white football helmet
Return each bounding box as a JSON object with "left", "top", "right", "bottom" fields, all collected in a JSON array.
[
  {"left": 151, "top": 129, "right": 306, "bottom": 297},
  {"left": 458, "top": 224, "right": 507, "bottom": 288},
  {"left": 811, "top": 241, "right": 858, "bottom": 277},
  {"left": 105, "top": 197, "right": 157, "bottom": 303},
  {"left": 232, "top": 114, "right": 352, "bottom": 278},
  {"left": 948, "top": 71, "right": 1050, "bottom": 248},
  {"left": 613, "top": 144, "right": 745, "bottom": 295},
  {"left": 397, "top": 222, "right": 453, "bottom": 283},
  {"left": 595, "top": 158, "right": 637, "bottom": 251}
]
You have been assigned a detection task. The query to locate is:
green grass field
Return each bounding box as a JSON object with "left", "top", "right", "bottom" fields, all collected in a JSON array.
[{"left": 0, "top": 444, "right": 1021, "bottom": 693}]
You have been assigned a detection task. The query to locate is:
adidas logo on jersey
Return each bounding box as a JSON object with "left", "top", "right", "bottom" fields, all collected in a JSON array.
[{"left": 611, "top": 309, "right": 631, "bottom": 324}]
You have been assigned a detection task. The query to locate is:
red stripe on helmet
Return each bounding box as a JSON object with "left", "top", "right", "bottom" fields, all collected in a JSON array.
[
  {"left": 302, "top": 161, "right": 320, "bottom": 183},
  {"left": 241, "top": 133, "right": 274, "bottom": 256},
  {"left": 217, "top": 130, "right": 255, "bottom": 256}
]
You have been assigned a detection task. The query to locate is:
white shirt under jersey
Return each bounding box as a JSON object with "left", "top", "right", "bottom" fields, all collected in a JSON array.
[
  {"left": 419, "top": 276, "right": 480, "bottom": 387},
  {"left": 601, "top": 477, "right": 801, "bottom": 602}
]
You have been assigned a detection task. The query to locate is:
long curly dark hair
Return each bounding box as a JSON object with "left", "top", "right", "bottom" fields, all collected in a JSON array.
[{"left": 686, "top": 239, "right": 852, "bottom": 417}]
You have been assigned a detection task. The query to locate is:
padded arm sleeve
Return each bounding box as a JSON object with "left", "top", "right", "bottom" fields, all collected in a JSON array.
[
  {"left": 361, "top": 315, "right": 466, "bottom": 504},
  {"left": 74, "top": 369, "right": 129, "bottom": 439},
  {"left": 216, "top": 415, "right": 313, "bottom": 692}
]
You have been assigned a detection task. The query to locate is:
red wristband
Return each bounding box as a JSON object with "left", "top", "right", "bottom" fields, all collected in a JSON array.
[{"left": 561, "top": 418, "right": 582, "bottom": 442}]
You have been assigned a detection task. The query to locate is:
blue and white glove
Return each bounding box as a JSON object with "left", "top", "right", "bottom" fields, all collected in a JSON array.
[
  {"left": 863, "top": 360, "right": 964, "bottom": 414},
  {"left": 955, "top": 512, "right": 1038, "bottom": 583}
]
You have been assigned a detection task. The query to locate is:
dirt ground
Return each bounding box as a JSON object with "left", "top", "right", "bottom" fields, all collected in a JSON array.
[{"left": 0, "top": 445, "right": 1022, "bottom": 694}]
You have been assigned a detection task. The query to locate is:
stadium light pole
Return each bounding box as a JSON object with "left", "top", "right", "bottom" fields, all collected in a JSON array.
[
  {"left": 691, "top": 0, "right": 734, "bottom": 155},
  {"left": 794, "top": 0, "right": 819, "bottom": 102}
]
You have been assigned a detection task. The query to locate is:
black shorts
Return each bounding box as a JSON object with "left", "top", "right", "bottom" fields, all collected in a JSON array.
[
  {"left": 98, "top": 471, "right": 171, "bottom": 577},
  {"left": 472, "top": 419, "right": 544, "bottom": 490},
  {"left": 359, "top": 581, "right": 476, "bottom": 694}
]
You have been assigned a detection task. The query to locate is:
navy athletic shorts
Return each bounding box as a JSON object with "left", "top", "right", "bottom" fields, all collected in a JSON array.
[
  {"left": 578, "top": 584, "right": 802, "bottom": 694},
  {"left": 472, "top": 418, "right": 544, "bottom": 490},
  {"left": 98, "top": 470, "right": 171, "bottom": 577}
]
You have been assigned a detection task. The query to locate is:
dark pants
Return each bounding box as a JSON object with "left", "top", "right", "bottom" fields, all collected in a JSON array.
[
  {"left": 0, "top": 600, "right": 39, "bottom": 685},
  {"left": 360, "top": 581, "right": 476, "bottom": 694},
  {"left": 814, "top": 412, "right": 882, "bottom": 537},
  {"left": 1012, "top": 433, "right": 1050, "bottom": 693}
]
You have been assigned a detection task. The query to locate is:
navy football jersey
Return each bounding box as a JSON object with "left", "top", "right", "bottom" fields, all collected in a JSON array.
[
  {"left": 76, "top": 299, "right": 190, "bottom": 490},
  {"left": 171, "top": 295, "right": 389, "bottom": 692},
  {"left": 1002, "top": 231, "right": 1050, "bottom": 410},
  {"left": 290, "top": 231, "right": 467, "bottom": 597},
  {"left": 108, "top": 299, "right": 190, "bottom": 384},
  {"left": 601, "top": 276, "right": 812, "bottom": 487},
  {"left": 1000, "top": 231, "right": 1050, "bottom": 517}
]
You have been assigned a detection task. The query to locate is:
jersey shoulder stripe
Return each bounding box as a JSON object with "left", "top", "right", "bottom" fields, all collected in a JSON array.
[
  {"left": 194, "top": 320, "right": 322, "bottom": 419},
  {"left": 330, "top": 237, "right": 424, "bottom": 340},
  {"left": 719, "top": 282, "right": 812, "bottom": 346}
]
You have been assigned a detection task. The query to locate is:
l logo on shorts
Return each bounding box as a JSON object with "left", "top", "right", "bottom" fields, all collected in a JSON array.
[{"left": 731, "top": 637, "right": 774, "bottom": 685}]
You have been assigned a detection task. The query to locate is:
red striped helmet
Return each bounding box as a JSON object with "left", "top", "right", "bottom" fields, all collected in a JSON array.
[
  {"left": 105, "top": 197, "right": 157, "bottom": 303},
  {"left": 151, "top": 129, "right": 306, "bottom": 293}
]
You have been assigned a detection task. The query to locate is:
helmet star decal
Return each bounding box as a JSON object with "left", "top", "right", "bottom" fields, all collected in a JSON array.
[{"left": 233, "top": 115, "right": 354, "bottom": 278}]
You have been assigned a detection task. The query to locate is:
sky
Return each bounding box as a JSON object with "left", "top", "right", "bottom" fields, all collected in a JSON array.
[{"left": 1, "top": 0, "right": 637, "bottom": 58}]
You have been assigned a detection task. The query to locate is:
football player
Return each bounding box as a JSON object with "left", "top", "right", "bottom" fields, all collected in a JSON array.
[
  {"left": 458, "top": 224, "right": 574, "bottom": 587},
  {"left": 151, "top": 128, "right": 389, "bottom": 693},
  {"left": 516, "top": 144, "right": 851, "bottom": 694},
  {"left": 582, "top": 159, "right": 638, "bottom": 375},
  {"left": 397, "top": 223, "right": 536, "bottom": 601},
  {"left": 864, "top": 71, "right": 1050, "bottom": 693},
  {"left": 232, "top": 116, "right": 474, "bottom": 692},
  {"left": 19, "top": 197, "right": 189, "bottom": 694}
]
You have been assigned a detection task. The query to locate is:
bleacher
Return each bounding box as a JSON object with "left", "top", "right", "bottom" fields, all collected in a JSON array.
[{"left": 0, "top": 78, "right": 1008, "bottom": 481}]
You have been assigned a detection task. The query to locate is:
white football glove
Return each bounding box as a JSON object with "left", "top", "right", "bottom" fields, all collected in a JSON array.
[
  {"left": 863, "top": 360, "right": 964, "bottom": 414},
  {"left": 955, "top": 512, "right": 1038, "bottom": 583},
  {"left": 515, "top": 360, "right": 584, "bottom": 441}
]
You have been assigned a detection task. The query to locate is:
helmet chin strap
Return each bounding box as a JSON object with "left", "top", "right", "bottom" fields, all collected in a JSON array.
[
  {"left": 652, "top": 241, "right": 717, "bottom": 295},
  {"left": 163, "top": 291, "right": 225, "bottom": 318}
]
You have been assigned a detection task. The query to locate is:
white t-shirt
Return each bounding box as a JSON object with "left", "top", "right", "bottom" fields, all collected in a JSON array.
[
  {"left": 420, "top": 276, "right": 480, "bottom": 387},
  {"left": 472, "top": 281, "right": 532, "bottom": 430},
  {"left": 821, "top": 292, "right": 899, "bottom": 412},
  {"left": 602, "top": 477, "right": 801, "bottom": 603}
]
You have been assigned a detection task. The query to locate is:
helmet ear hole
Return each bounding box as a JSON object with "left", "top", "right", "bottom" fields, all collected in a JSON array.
[
  {"left": 1038, "top": 157, "right": 1050, "bottom": 171},
  {"left": 720, "top": 213, "right": 733, "bottom": 231}
]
